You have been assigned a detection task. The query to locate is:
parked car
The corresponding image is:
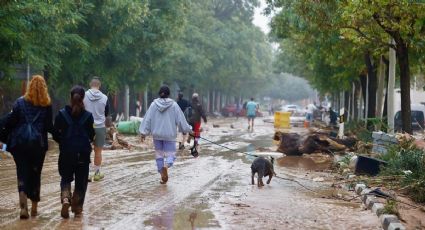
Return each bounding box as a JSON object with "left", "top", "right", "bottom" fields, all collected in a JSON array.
[
  {"left": 282, "top": 104, "right": 299, "bottom": 113},
  {"left": 394, "top": 110, "right": 425, "bottom": 132},
  {"left": 221, "top": 104, "right": 240, "bottom": 117}
]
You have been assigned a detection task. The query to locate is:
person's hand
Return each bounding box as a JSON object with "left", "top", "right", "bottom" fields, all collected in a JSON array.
[
  {"left": 140, "top": 134, "right": 146, "bottom": 142},
  {"left": 189, "top": 130, "right": 195, "bottom": 137}
]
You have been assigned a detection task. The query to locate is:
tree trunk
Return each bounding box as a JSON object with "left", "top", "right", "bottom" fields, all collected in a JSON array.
[
  {"left": 364, "top": 52, "right": 377, "bottom": 119},
  {"left": 382, "top": 57, "right": 389, "bottom": 118},
  {"left": 354, "top": 81, "right": 361, "bottom": 121},
  {"left": 359, "top": 73, "right": 367, "bottom": 118},
  {"left": 396, "top": 40, "right": 412, "bottom": 134},
  {"left": 344, "top": 91, "right": 350, "bottom": 121},
  {"left": 212, "top": 90, "right": 215, "bottom": 112}
]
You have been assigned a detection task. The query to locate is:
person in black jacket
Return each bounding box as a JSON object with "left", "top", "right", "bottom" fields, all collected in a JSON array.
[
  {"left": 53, "top": 86, "right": 95, "bottom": 218},
  {"left": 176, "top": 92, "right": 190, "bottom": 149},
  {"left": 4, "top": 75, "right": 53, "bottom": 219}
]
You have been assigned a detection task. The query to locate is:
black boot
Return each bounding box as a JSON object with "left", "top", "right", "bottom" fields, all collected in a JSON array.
[
  {"left": 71, "top": 192, "right": 83, "bottom": 216},
  {"left": 60, "top": 185, "right": 71, "bottom": 219},
  {"left": 19, "top": 192, "right": 29, "bottom": 219},
  {"left": 190, "top": 143, "right": 199, "bottom": 158}
]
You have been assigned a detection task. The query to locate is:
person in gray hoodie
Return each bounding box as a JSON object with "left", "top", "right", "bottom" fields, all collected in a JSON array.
[
  {"left": 139, "top": 86, "right": 192, "bottom": 184},
  {"left": 83, "top": 77, "right": 109, "bottom": 182}
]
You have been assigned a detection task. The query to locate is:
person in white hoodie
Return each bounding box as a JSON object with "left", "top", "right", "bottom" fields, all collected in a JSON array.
[
  {"left": 83, "top": 77, "right": 109, "bottom": 182},
  {"left": 139, "top": 86, "right": 193, "bottom": 184}
]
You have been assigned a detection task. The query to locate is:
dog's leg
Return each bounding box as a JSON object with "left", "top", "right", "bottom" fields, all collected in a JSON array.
[
  {"left": 267, "top": 174, "right": 273, "bottom": 184},
  {"left": 251, "top": 172, "right": 255, "bottom": 185},
  {"left": 258, "top": 171, "right": 264, "bottom": 187}
]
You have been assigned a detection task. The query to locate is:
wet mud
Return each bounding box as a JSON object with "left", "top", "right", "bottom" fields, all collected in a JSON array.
[{"left": 0, "top": 118, "right": 381, "bottom": 229}]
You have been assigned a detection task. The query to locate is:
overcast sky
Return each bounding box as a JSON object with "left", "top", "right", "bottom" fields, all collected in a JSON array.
[{"left": 252, "top": 0, "right": 271, "bottom": 34}]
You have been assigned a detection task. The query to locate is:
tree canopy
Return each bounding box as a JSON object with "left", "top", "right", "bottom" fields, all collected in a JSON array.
[
  {"left": 0, "top": 0, "right": 276, "bottom": 108},
  {"left": 266, "top": 0, "right": 425, "bottom": 133}
]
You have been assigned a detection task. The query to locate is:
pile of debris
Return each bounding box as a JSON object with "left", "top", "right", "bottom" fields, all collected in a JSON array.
[
  {"left": 105, "top": 126, "right": 132, "bottom": 150},
  {"left": 273, "top": 130, "right": 357, "bottom": 156}
]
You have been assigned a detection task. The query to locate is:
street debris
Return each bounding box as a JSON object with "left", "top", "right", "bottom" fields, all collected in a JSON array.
[
  {"left": 105, "top": 126, "right": 132, "bottom": 150},
  {"left": 273, "top": 130, "right": 357, "bottom": 156}
]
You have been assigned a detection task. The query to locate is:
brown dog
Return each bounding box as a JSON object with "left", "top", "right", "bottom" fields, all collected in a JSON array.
[{"left": 251, "top": 156, "right": 276, "bottom": 187}]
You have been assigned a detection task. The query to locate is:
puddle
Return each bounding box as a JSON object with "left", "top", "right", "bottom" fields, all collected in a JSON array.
[
  {"left": 277, "top": 155, "right": 332, "bottom": 171},
  {"left": 144, "top": 203, "right": 220, "bottom": 229}
]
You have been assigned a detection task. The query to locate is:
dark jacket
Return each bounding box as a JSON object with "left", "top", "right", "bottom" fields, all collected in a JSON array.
[
  {"left": 5, "top": 97, "right": 53, "bottom": 152},
  {"left": 330, "top": 109, "right": 338, "bottom": 124},
  {"left": 190, "top": 99, "right": 207, "bottom": 124},
  {"left": 177, "top": 98, "right": 190, "bottom": 112},
  {"left": 53, "top": 106, "right": 95, "bottom": 148}
]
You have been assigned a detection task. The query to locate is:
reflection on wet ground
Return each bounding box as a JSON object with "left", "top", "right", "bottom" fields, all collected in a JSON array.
[
  {"left": 0, "top": 118, "right": 381, "bottom": 229},
  {"left": 277, "top": 155, "right": 333, "bottom": 171},
  {"left": 144, "top": 203, "right": 219, "bottom": 229}
]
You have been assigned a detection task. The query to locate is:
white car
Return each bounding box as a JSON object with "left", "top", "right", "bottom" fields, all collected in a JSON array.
[{"left": 282, "top": 104, "right": 299, "bottom": 113}]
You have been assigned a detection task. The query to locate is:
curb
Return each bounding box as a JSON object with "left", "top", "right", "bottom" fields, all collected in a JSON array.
[{"left": 355, "top": 183, "right": 406, "bottom": 230}]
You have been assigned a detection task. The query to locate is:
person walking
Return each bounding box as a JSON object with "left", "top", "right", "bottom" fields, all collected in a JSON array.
[
  {"left": 139, "top": 86, "right": 192, "bottom": 184},
  {"left": 188, "top": 93, "right": 207, "bottom": 157},
  {"left": 53, "top": 86, "right": 95, "bottom": 218},
  {"left": 305, "top": 102, "right": 317, "bottom": 127},
  {"left": 176, "top": 92, "right": 191, "bottom": 150},
  {"left": 4, "top": 75, "right": 53, "bottom": 219},
  {"left": 246, "top": 98, "right": 259, "bottom": 131},
  {"left": 83, "top": 77, "right": 109, "bottom": 182}
]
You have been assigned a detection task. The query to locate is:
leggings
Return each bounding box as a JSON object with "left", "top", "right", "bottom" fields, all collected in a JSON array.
[{"left": 153, "top": 140, "right": 176, "bottom": 172}]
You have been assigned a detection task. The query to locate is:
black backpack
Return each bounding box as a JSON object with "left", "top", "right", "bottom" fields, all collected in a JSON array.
[
  {"left": 15, "top": 101, "right": 42, "bottom": 150},
  {"left": 59, "top": 109, "right": 91, "bottom": 154},
  {"left": 184, "top": 106, "right": 193, "bottom": 122}
]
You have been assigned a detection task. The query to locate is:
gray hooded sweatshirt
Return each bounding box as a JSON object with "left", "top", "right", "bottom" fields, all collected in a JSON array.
[
  {"left": 83, "top": 89, "right": 108, "bottom": 128},
  {"left": 139, "top": 98, "right": 192, "bottom": 141}
]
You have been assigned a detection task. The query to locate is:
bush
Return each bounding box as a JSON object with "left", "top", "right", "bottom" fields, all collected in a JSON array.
[
  {"left": 379, "top": 139, "right": 425, "bottom": 203},
  {"left": 345, "top": 120, "right": 372, "bottom": 143}
]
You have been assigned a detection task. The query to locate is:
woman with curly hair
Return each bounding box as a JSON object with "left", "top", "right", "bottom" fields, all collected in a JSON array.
[{"left": 4, "top": 75, "right": 53, "bottom": 219}]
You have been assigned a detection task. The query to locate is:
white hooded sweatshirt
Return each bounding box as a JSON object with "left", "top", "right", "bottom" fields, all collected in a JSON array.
[{"left": 139, "top": 98, "right": 192, "bottom": 141}]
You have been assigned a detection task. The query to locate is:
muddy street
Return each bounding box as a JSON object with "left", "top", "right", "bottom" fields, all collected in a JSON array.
[{"left": 0, "top": 118, "right": 381, "bottom": 229}]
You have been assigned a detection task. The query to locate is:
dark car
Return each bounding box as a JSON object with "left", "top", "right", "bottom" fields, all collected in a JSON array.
[{"left": 394, "top": 110, "right": 424, "bottom": 132}]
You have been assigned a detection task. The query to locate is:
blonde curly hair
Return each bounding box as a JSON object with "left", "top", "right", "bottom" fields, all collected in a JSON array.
[{"left": 24, "top": 75, "right": 51, "bottom": 107}]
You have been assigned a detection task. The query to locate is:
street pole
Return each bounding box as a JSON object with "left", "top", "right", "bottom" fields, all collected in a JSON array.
[
  {"left": 388, "top": 39, "right": 396, "bottom": 134},
  {"left": 377, "top": 56, "right": 386, "bottom": 119}
]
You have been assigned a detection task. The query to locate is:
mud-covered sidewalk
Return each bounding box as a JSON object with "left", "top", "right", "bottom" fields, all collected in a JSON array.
[{"left": 0, "top": 118, "right": 381, "bottom": 229}]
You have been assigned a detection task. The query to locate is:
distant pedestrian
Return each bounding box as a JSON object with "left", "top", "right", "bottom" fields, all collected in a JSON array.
[
  {"left": 188, "top": 93, "right": 207, "bottom": 157},
  {"left": 4, "top": 75, "right": 53, "bottom": 219},
  {"left": 53, "top": 86, "right": 95, "bottom": 218},
  {"left": 306, "top": 102, "right": 317, "bottom": 125},
  {"left": 236, "top": 103, "right": 242, "bottom": 120},
  {"left": 83, "top": 77, "right": 109, "bottom": 182},
  {"left": 246, "top": 98, "right": 259, "bottom": 131},
  {"left": 139, "top": 86, "right": 192, "bottom": 184},
  {"left": 136, "top": 100, "right": 142, "bottom": 117},
  {"left": 329, "top": 107, "right": 338, "bottom": 126},
  {"left": 176, "top": 92, "right": 191, "bottom": 149}
]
